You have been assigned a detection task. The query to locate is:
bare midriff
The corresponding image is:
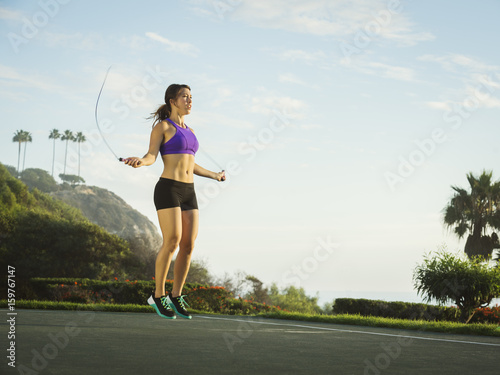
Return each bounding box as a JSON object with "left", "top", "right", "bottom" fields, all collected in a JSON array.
[{"left": 160, "top": 154, "right": 195, "bottom": 183}]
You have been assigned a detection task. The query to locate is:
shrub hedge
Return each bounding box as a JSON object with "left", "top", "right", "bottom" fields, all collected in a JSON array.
[
  {"left": 21, "top": 278, "right": 282, "bottom": 315},
  {"left": 14, "top": 279, "right": 500, "bottom": 323},
  {"left": 333, "top": 298, "right": 458, "bottom": 321},
  {"left": 332, "top": 298, "right": 499, "bottom": 325}
]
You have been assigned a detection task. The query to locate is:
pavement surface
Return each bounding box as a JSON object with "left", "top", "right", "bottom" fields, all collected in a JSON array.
[{"left": 1, "top": 309, "right": 499, "bottom": 374}]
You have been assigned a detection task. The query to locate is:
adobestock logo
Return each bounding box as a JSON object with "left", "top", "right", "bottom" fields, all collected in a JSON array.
[
  {"left": 363, "top": 336, "right": 413, "bottom": 375},
  {"left": 340, "top": 0, "right": 409, "bottom": 63},
  {"left": 384, "top": 73, "right": 499, "bottom": 192},
  {"left": 197, "top": 106, "right": 297, "bottom": 210},
  {"left": 110, "top": 66, "right": 170, "bottom": 120},
  {"left": 57, "top": 65, "right": 170, "bottom": 176},
  {"left": 237, "top": 108, "right": 291, "bottom": 162},
  {"left": 212, "top": 0, "right": 243, "bottom": 20},
  {"left": 7, "top": 0, "right": 71, "bottom": 54},
  {"left": 16, "top": 322, "right": 81, "bottom": 374},
  {"left": 281, "top": 236, "right": 339, "bottom": 288},
  {"left": 384, "top": 129, "right": 447, "bottom": 191}
]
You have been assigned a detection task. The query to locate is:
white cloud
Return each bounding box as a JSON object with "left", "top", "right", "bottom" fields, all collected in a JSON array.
[
  {"left": 480, "top": 96, "right": 500, "bottom": 108},
  {"left": 0, "top": 64, "right": 61, "bottom": 92},
  {"left": 278, "top": 49, "right": 327, "bottom": 64},
  {"left": 210, "top": 87, "right": 234, "bottom": 107},
  {"left": 367, "top": 62, "right": 416, "bottom": 81},
  {"left": 233, "top": 0, "right": 378, "bottom": 36},
  {"left": 374, "top": 12, "right": 434, "bottom": 47},
  {"left": 425, "top": 101, "right": 451, "bottom": 111},
  {"left": 301, "top": 124, "right": 322, "bottom": 131},
  {"left": 191, "top": 111, "right": 254, "bottom": 130},
  {"left": 341, "top": 59, "right": 417, "bottom": 82},
  {"left": 0, "top": 7, "right": 22, "bottom": 21},
  {"left": 463, "top": 84, "right": 500, "bottom": 109},
  {"left": 424, "top": 82, "right": 500, "bottom": 112},
  {"left": 275, "top": 48, "right": 334, "bottom": 70},
  {"left": 119, "top": 35, "right": 150, "bottom": 51},
  {"left": 41, "top": 31, "right": 105, "bottom": 50},
  {"left": 278, "top": 73, "right": 306, "bottom": 86},
  {"left": 278, "top": 73, "right": 321, "bottom": 90},
  {"left": 418, "top": 54, "right": 500, "bottom": 74},
  {"left": 419, "top": 54, "right": 500, "bottom": 110},
  {"left": 189, "top": 0, "right": 434, "bottom": 46},
  {"left": 145, "top": 32, "right": 200, "bottom": 57},
  {"left": 96, "top": 68, "right": 142, "bottom": 93},
  {"left": 192, "top": 0, "right": 433, "bottom": 76},
  {"left": 250, "top": 93, "right": 307, "bottom": 120}
]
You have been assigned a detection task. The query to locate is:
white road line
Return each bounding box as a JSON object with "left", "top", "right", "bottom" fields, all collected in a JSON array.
[{"left": 197, "top": 315, "right": 500, "bottom": 347}]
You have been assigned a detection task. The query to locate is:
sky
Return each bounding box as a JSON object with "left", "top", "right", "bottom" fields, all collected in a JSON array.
[{"left": 1, "top": 0, "right": 499, "bottom": 306}]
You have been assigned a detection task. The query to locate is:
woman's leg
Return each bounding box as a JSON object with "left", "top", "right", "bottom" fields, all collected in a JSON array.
[
  {"left": 172, "top": 209, "right": 199, "bottom": 297},
  {"left": 155, "top": 207, "right": 182, "bottom": 298}
]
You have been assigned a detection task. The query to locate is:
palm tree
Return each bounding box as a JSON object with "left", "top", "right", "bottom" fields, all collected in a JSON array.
[
  {"left": 12, "top": 130, "right": 25, "bottom": 176},
  {"left": 61, "top": 130, "right": 74, "bottom": 175},
  {"left": 21, "top": 131, "right": 32, "bottom": 173},
  {"left": 75, "top": 132, "right": 86, "bottom": 179},
  {"left": 443, "top": 170, "right": 500, "bottom": 259},
  {"left": 49, "top": 129, "right": 61, "bottom": 177}
]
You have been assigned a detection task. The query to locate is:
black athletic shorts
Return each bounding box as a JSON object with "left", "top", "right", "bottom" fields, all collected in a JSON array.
[{"left": 153, "top": 178, "right": 198, "bottom": 211}]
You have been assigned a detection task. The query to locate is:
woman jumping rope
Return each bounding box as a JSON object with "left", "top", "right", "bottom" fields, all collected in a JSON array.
[{"left": 123, "top": 84, "right": 225, "bottom": 319}]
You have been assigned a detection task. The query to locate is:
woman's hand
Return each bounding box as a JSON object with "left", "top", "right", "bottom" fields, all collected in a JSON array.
[
  {"left": 194, "top": 164, "right": 225, "bottom": 181},
  {"left": 215, "top": 170, "right": 226, "bottom": 182},
  {"left": 122, "top": 157, "right": 143, "bottom": 168}
]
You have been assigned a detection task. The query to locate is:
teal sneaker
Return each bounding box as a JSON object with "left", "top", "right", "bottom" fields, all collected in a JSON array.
[
  {"left": 148, "top": 293, "right": 176, "bottom": 319},
  {"left": 167, "top": 294, "right": 192, "bottom": 319}
]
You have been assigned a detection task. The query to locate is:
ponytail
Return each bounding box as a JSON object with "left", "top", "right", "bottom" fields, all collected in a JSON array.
[
  {"left": 149, "top": 103, "right": 171, "bottom": 127},
  {"left": 149, "top": 83, "right": 191, "bottom": 127}
]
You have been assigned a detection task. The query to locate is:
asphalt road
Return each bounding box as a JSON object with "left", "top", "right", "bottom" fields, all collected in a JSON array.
[{"left": 2, "top": 309, "right": 499, "bottom": 375}]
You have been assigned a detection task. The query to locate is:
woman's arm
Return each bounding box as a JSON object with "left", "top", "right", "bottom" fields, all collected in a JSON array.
[
  {"left": 194, "top": 164, "right": 225, "bottom": 181},
  {"left": 123, "top": 122, "right": 168, "bottom": 168}
]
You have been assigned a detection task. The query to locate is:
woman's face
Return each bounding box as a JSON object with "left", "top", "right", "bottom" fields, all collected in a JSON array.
[{"left": 172, "top": 88, "right": 192, "bottom": 115}]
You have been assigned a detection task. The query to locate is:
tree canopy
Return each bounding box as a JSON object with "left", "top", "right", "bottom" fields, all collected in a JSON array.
[
  {"left": 20, "top": 168, "right": 59, "bottom": 193},
  {"left": 413, "top": 249, "right": 500, "bottom": 323},
  {"left": 59, "top": 173, "right": 85, "bottom": 185},
  {"left": 443, "top": 170, "right": 500, "bottom": 258},
  {"left": 269, "top": 284, "right": 322, "bottom": 314}
]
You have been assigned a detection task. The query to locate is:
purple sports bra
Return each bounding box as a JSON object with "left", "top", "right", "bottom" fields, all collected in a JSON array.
[{"left": 160, "top": 118, "right": 199, "bottom": 156}]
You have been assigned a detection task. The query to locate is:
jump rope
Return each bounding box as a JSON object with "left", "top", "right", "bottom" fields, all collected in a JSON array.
[{"left": 94, "top": 66, "right": 225, "bottom": 180}]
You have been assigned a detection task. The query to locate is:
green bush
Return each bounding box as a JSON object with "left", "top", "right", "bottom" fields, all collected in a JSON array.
[
  {"left": 414, "top": 250, "right": 500, "bottom": 322},
  {"left": 21, "top": 278, "right": 283, "bottom": 315},
  {"left": 27, "top": 278, "right": 203, "bottom": 305},
  {"left": 184, "top": 285, "right": 283, "bottom": 315},
  {"left": 268, "top": 284, "right": 321, "bottom": 314},
  {"left": 332, "top": 298, "right": 500, "bottom": 325},
  {"left": 332, "top": 298, "right": 459, "bottom": 321},
  {"left": 20, "top": 168, "right": 58, "bottom": 193}
]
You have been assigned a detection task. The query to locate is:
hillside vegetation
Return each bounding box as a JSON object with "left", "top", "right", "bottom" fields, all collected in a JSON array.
[
  {"left": 10, "top": 166, "right": 162, "bottom": 267},
  {"left": 0, "top": 162, "right": 140, "bottom": 280}
]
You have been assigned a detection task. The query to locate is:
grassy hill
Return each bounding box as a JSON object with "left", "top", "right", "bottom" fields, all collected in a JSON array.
[
  {"left": 0, "top": 162, "right": 142, "bottom": 280},
  {"left": 51, "top": 184, "right": 161, "bottom": 265}
]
